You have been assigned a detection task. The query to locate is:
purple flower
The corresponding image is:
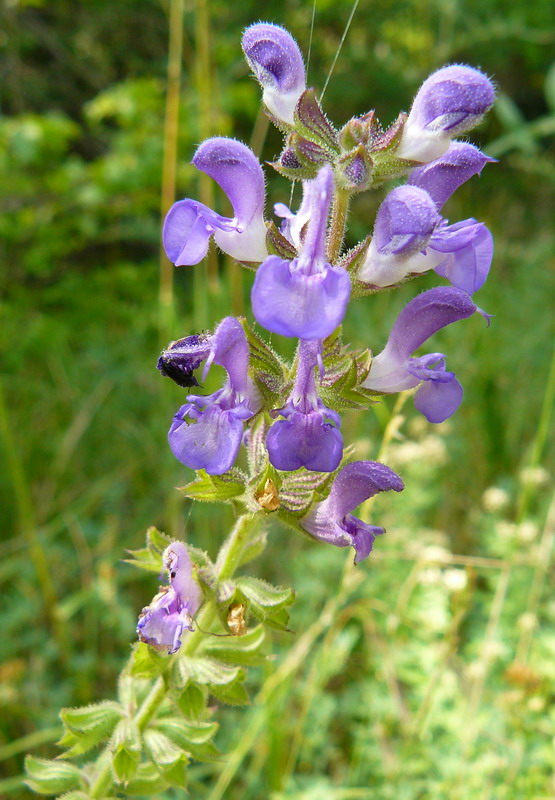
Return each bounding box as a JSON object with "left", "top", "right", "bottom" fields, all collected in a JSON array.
[
  {"left": 251, "top": 164, "right": 351, "bottom": 340},
  {"left": 358, "top": 150, "right": 494, "bottom": 294},
  {"left": 362, "top": 287, "right": 477, "bottom": 423},
  {"left": 163, "top": 138, "right": 267, "bottom": 266},
  {"left": 300, "top": 461, "right": 404, "bottom": 563},
  {"left": 168, "top": 317, "right": 260, "bottom": 475},
  {"left": 242, "top": 23, "right": 306, "bottom": 125},
  {"left": 357, "top": 185, "right": 440, "bottom": 287},
  {"left": 397, "top": 65, "right": 495, "bottom": 162},
  {"left": 267, "top": 340, "right": 343, "bottom": 472},
  {"left": 137, "top": 541, "right": 201, "bottom": 655}
]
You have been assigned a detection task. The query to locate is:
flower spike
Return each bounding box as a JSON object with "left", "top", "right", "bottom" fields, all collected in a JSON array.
[
  {"left": 163, "top": 138, "right": 267, "bottom": 266},
  {"left": 300, "top": 461, "right": 404, "bottom": 563},
  {"left": 362, "top": 287, "right": 477, "bottom": 422},
  {"left": 242, "top": 23, "right": 306, "bottom": 125},
  {"left": 251, "top": 164, "right": 351, "bottom": 340}
]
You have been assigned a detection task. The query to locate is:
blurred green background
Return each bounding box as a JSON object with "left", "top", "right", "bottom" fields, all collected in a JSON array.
[{"left": 1, "top": 0, "right": 554, "bottom": 797}]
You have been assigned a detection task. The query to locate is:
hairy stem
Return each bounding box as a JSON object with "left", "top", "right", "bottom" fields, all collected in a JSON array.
[{"left": 326, "top": 189, "right": 350, "bottom": 263}]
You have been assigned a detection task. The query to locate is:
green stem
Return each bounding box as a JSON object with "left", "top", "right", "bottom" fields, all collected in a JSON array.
[
  {"left": 216, "top": 513, "right": 258, "bottom": 580},
  {"left": 326, "top": 189, "right": 350, "bottom": 263}
]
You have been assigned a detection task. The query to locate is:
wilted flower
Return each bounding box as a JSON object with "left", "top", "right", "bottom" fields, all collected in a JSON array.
[
  {"left": 251, "top": 164, "right": 351, "bottom": 339},
  {"left": 266, "top": 339, "right": 343, "bottom": 472},
  {"left": 242, "top": 23, "right": 306, "bottom": 125},
  {"left": 137, "top": 541, "right": 201, "bottom": 655},
  {"left": 168, "top": 317, "right": 260, "bottom": 475},
  {"left": 300, "top": 461, "right": 404, "bottom": 562},
  {"left": 163, "top": 137, "right": 267, "bottom": 265},
  {"left": 362, "top": 287, "right": 477, "bottom": 423},
  {"left": 397, "top": 65, "right": 495, "bottom": 162}
]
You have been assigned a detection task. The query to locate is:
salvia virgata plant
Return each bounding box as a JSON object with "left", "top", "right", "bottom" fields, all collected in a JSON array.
[{"left": 26, "top": 23, "right": 495, "bottom": 798}]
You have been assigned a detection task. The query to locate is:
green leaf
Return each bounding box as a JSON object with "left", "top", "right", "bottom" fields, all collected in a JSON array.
[
  {"left": 209, "top": 679, "right": 250, "bottom": 706},
  {"left": 172, "top": 657, "right": 242, "bottom": 688},
  {"left": 130, "top": 642, "right": 167, "bottom": 679},
  {"left": 265, "top": 220, "right": 297, "bottom": 259},
  {"left": 110, "top": 719, "right": 141, "bottom": 784},
  {"left": 236, "top": 577, "right": 294, "bottom": 608},
  {"left": 294, "top": 89, "right": 340, "bottom": 153},
  {"left": 110, "top": 718, "right": 141, "bottom": 753},
  {"left": 112, "top": 746, "right": 140, "bottom": 785},
  {"left": 56, "top": 728, "right": 108, "bottom": 759},
  {"left": 160, "top": 756, "right": 188, "bottom": 789},
  {"left": 125, "top": 526, "right": 171, "bottom": 573},
  {"left": 202, "top": 624, "right": 267, "bottom": 666},
  {"left": 24, "top": 756, "right": 82, "bottom": 795},
  {"left": 125, "top": 763, "right": 169, "bottom": 796},
  {"left": 236, "top": 578, "right": 295, "bottom": 631},
  {"left": 240, "top": 318, "right": 289, "bottom": 400},
  {"left": 61, "top": 701, "right": 123, "bottom": 736},
  {"left": 143, "top": 730, "right": 184, "bottom": 768},
  {"left": 180, "top": 469, "right": 245, "bottom": 503},
  {"left": 248, "top": 602, "right": 293, "bottom": 631},
  {"left": 155, "top": 718, "right": 218, "bottom": 747},
  {"left": 56, "top": 793, "right": 91, "bottom": 800},
  {"left": 187, "top": 546, "right": 214, "bottom": 572},
  {"left": 174, "top": 683, "right": 208, "bottom": 720}
]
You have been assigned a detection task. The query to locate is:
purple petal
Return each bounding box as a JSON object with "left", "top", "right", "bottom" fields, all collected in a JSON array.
[
  {"left": 242, "top": 23, "right": 306, "bottom": 124},
  {"left": 397, "top": 66, "right": 495, "bottom": 162},
  {"left": 414, "top": 376, "right": 463, "bottom": 422},
  {"left": 435, "top": 225, "right": 493, "bottom": 294},
  {"left": 372, "top": 186, "right": 439, "bottom": 255},
  {"left": 137, "top": 591, "right": 189, "bottom": 654},
  {"left": 168, "top": 404, "right": 245, "bottom": 475},
  {"left": 163, "top": 541, "right": 201, "bottom": 611},
  {"left": 410, "top": 65, "right": 495, "bottom": 134},
  {"left": 408, "top": 141, "right": 493, "bottom": 208},
  {"left": 137, "top": 541, "right": 201, "bottom": 654},
  {"left": 251, "top": 255, "right": 351, "bottom": 339},
  {"left": 362, "top": 287, "right": 476, "bottom": 393},
  {"left": 163, "top": 199, "right": 232, "bottom": 266},
  {"left": 358, "top": 186, "right": 439, "bottom": 286},
  {"left": 207, "top": 317, "right": 250, "bottom": 393},
  {"left": 343, "top": 518, "right": 386, "bottom": 563},
  {"left": 192, "top": 138, "right": 265, "bottom": 226},
  {"left": 266, "top": 411, "right": 343, "bottom": 472},
  {"left": 325, "top": 461, "right": 405, "bottom": 519},
  {"left": 380, "top": 286, "right": 477, "bottom": 360},
  {"left": 430, "top": 219, "right": 484, "bottom": 253},
  {"left": 300, "top": 461, "right": 404, "bottom": 562}
]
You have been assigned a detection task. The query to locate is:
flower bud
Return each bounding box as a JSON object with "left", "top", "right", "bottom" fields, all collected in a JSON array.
[
  {"left": 242, "top": 23, "right": 306, "bottom": 125},
  {"left": 397, "top": 65, "right": 495, "bottom": 162}
]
